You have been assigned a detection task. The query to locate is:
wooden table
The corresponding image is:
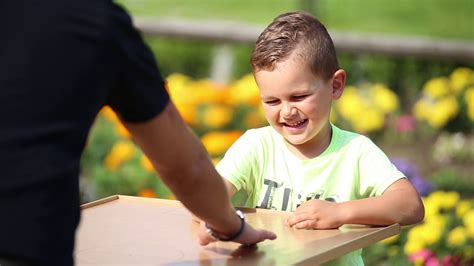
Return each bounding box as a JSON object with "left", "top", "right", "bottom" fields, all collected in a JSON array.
[{"left": 75, "top": 195, "right": 399, "bottom": 265}]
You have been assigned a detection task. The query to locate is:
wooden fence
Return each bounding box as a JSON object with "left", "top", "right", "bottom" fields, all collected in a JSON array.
[{"left": 134, "top": 18, "right": 474, "bottom": 82}]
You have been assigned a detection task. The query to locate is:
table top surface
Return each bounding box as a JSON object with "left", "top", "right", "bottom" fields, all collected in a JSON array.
[{"left": 75, "top": 195, "right": 399, "bottom": 265}]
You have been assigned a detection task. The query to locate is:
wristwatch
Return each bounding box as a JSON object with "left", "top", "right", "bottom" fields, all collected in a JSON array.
[{"left": 205, "top": 209, "right": 245, "bottom": 241}]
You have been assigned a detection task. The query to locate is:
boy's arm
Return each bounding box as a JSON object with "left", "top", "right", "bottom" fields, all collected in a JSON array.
[
  {"left": 286, "top": 179, "right": 424, "bottom": 229},
  {"left": 224, "top": 179, "right": 238, "bottom": 198},
  {"left": 123, "top": 101, "right": 276, "bottom": 245}
]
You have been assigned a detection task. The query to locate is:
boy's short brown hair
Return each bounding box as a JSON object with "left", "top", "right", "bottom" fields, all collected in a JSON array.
[{"left": 251, "top": 11, "right": 339, "bottom": 80}]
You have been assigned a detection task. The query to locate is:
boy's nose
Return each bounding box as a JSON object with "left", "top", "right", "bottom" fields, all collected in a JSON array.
[{"left": 281, "top": 102, "right": 297, "bottom": 118}]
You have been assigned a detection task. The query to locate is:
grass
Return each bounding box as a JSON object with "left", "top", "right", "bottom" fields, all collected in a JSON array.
[{"left": 117, "top": 0, "right": 474, "bottom": 40}]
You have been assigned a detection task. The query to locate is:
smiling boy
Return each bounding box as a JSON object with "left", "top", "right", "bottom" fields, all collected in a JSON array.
[{"left": 215, "top": 11, "right": 424, "bottom": 265}]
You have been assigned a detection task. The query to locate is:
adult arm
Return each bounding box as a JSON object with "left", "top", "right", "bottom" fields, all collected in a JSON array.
[
  {"left": 286, "top": 178, "right": 425, "bottom": 229},
  {"left": 122, "top": 101, "right": 276, "bottom": 244}
]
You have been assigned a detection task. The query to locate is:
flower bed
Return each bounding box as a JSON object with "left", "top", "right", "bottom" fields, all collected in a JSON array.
[{"left": 81, "top": 67, "right": 474, "bottom": 265}]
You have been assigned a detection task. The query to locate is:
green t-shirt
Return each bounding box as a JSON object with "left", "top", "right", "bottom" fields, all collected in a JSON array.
[{"left": 216, "top": 124, "right": 405, "bottom": 265}]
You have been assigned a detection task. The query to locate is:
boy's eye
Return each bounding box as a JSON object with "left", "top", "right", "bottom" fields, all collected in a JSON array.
[
  {"left": 264, "top": 99, "right": 279, "bottom": 105},
  {"left": 292, "top": 95, "right": 307, "bottom": 100}
]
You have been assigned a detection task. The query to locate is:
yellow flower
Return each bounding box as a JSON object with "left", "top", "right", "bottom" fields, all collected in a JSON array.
[
  {"left": 463, "top": 210, "right": 474, "bottom": 238},
  {"left": 166, "top": 73, "right": 198, "bottom": 125},
  {"left": 351, "top": 108, "right": 384, "bottom": 133},
  {"left": 175, "top": 101, "right": 198, "bottom": 125},
  {"left": 141, "top": 155, "right": 154, "bottom": 172},
  {"left": 404, "top": 238, "right": 425, "bottom": 255},
  {"left": 465, "top": 87, "right": 474, "bottom": 121},
  {"left": 104, "top": 141, "right": 135, "bottom": 171},
  {"left": 100, "top": 105, "right": 119, "bottom": 124},
  {"left": 456, "top": 200, "right": 472, "bottom": 218},
  {"left": 370, "top": 83, "right": 399, "bottom": 113},
  {"left": 380, "top": 234, "right": 399, "bottom": 245},
  {"left": 423, "top": 193, "right": 444, "bottom": 218},
  {"left": 447, "top": 226, "right": 467, "bottom": 247},
  {"left": 202, "top": 105, "right": 233, "bottom": 128},
  {"left": 426, "top": 96, "right": 459, "bottom": 128},
  {"left": 417, "top": 215, "right": 446, "bottom": 245},
  {"left": 413, "top": 98, "right": 432, "bottom": 121},
  {"left": 450, "top": 67, "right": 474, "bottom": 94},
  {"left": 201, "top": 131, "right": 242, "bottom": 156},
  {"left": 468, "top": 226, "right": 474, "bottom": 239},
  {"left": 166, "top": 74, "right": 194, "bottom": 105},
  {"left": 228, "top": 74, "right": 261, "bottom": 107},
  {"left": 115, "top": 122, "right": 131, "bottom": 139},
  {"left": 407, "top": 224, "right": 426, "bottom": 243},
  {"left": 336, "top": 86, "right": 362, "bottom": 120},
  {"left": 166, "top": 73, "right": 192, "bottom": 94},
  {"left": 426, "top": 191, "right": 444, "bottom": 202},
  {"left": 423, "top": 77, "right": 451, "bottom": 99},
  {"left": 438, "top": 191, "right": 460, "bottom": 210},
  {"left": 190, "top": 79, "right": 227, "bottom": 105}
]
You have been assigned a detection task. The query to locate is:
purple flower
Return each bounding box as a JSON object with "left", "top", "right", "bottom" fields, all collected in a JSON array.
[{"left": 391, "top": 158, "right": 433, "bottom": 196}]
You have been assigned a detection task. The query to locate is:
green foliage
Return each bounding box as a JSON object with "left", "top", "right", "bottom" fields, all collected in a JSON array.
[
  {"left": 317, "top": 0, "right": 474, "bottom": 40},
  {"left": 81, "top": 117, "right": 117, "bottom": 176},
  {"left": 232, "top": 45, "right": 254, "bottom": 80},
  {"left": 118, "top": 0, "right": 474, "bottom": 40},
  {"left": 80, "top": 113, "right": 173, "bottom": 201},
  {"left": 116, "top": 0, "right": 297, "bottom": 24},
  {"left": 145, "top": 37, "right": 213, "bottom": 79},
  {"left": 430, "top": 169, "right": 474, "bottom": 197}
]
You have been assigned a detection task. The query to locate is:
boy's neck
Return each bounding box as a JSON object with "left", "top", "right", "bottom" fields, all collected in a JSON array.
[{"left": 284, "top": 124, "right": 333, "bottom": 160}]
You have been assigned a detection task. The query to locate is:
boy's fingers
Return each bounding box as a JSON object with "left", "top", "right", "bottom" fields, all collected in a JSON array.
[
  {"left": 286, "top": 213, "right": 307, "bottom": 227},
  {"left": 293, "top": 220, "right": 316, "bottom": 229}
]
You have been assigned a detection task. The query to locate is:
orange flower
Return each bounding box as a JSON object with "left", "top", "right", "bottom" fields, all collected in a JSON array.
[
  {"left": 115, "top": 122, "right": 131, "bottom": 139},
  {"left": 201, "top": 130, "right": 242, "bottom": 156},
  {"left": 100, "top": 105, "right": 119, "bottom": 124},
  {"left": 202, "top": 105, "right": 233, "bottom": 128},
  {"left": 141, "top": 155, "right": 155, "bottom": 172},
  {"left": 138, "top": 188, "right": 156, "bottom": 198},
  {"left": 104, "top": 141, "right": 135, "bottom": 171}
]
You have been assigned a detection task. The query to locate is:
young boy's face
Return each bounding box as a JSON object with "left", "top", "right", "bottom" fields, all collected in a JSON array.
[{"left": 255, "top": 53, "right": 344, "bottom": 152}]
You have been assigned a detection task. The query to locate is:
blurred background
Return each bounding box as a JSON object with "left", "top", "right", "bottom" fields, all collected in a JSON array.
[{"left": 80, "top": 0, "right": 474, "bottom": 265}]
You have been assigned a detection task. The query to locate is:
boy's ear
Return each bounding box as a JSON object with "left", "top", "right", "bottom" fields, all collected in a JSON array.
[{"left": 331, "top": 69, "right": 346, "bottom": 99}]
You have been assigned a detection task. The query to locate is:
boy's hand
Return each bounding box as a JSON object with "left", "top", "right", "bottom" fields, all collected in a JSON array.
[
  {"left": 286, "top": 200, "right": 344, "bottom": 229},
  {"left": 197, "top": 221, "right": 276, "bottom": 246}
]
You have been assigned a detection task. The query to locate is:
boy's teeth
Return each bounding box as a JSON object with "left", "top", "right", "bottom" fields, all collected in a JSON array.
[{"left": 288, "top": 120, "right": 304, "bottom": 127}]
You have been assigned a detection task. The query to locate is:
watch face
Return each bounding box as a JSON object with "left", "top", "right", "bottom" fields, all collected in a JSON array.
[{"left": 236, "top": 209, "right": 245, "bottom": 219}]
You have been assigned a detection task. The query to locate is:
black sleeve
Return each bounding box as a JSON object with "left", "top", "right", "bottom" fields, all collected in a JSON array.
[{"left": 106, "top": 3, "right": 170, "bottom": 123}]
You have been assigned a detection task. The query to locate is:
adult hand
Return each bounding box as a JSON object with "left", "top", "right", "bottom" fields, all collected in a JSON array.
[
  {"left": 197, "top": 221, "right": 276, "bottom": 246},
  {"left": 286, "top": 199, "right": 344, "bottom": 229}
]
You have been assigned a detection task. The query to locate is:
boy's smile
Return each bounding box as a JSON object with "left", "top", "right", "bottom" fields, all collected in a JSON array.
[
  {"left": 282, "top": 119, "right": 308, "bottom": 130},
  {"left": 255, "top": 52, "right": 345, "bottom": 158}
]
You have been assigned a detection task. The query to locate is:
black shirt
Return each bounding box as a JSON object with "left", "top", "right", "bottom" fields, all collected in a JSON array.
[{"left": 0, "top": 0, "right": 170, "bottom": 264}]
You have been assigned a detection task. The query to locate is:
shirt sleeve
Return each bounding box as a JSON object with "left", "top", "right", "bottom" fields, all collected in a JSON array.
[
  {"left": 216, "top": 130, "right": 259, "bottom": 194},
  {"left": 105, "top": 3, "right": 170, "bottom": 123},
  {"left": 357, "top": 137, "right": 406, "bottom": 197}
]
